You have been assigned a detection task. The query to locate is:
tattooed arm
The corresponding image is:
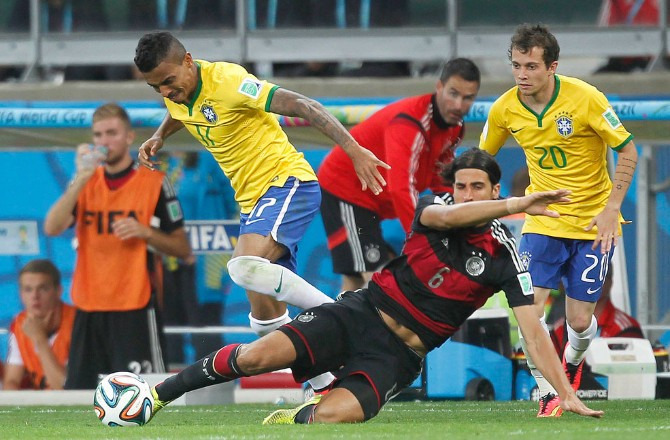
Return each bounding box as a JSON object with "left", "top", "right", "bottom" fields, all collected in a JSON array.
[
  {"left": 269, "top": 88, "right": 390, "bottom": 194},
  {"left": 585, "top": 141, "right": 638, "bottom": 254}
]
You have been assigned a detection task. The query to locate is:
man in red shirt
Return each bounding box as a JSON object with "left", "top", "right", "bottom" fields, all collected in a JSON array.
[{"left": 318, "top": 58, "right": 480, "bottom": 291}]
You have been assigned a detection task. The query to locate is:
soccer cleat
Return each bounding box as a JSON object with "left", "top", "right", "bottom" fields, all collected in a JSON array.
[
  {"left": 562, "top": 347, "right": 585, "bottom": 392},
  {"left": 149, "top": 385, "right": 171, "bottom": 420},
  {"left": 262, "top": 395, "right": 322, "bottom": 425},
  {"left": 537, "top": 392, "right": 563, "bottom": 418}
]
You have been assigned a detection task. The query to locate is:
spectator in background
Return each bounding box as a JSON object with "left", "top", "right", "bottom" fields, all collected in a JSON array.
[
  {"left": 3, "top": 259, "right": 75, "bottom": 390},
  {"left": 550, "top": 269, "right": 643, "bottom": 355},
  {"left": 269, "top": 0, "right": 411, "bottom": 77},
  {"left": 318, "top": 58, "right": 480, "bottom": 291},
  {"left": 44, "top": 103, "right": 191, "bottom": 389},
  {"left": 159, "top": 151, "right": 238, "bottom": 365},
  {"left": 595, "top": 0, "right": 662, "bottom": 73},
  {"left": 3, "top": 0, "right": 133, "bottom": 81}
]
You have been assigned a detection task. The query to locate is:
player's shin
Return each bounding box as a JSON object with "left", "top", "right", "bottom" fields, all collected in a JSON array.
[
  {"left": 228, "top": 256, "right": 334, "bottom": 309},
  {"left": 155, "top": 344, "right": 247, "bottom": 402}
]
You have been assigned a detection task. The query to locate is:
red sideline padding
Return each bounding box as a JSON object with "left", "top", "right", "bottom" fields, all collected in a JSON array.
[{"left": 240, "top": 371, "right": 302, "bottom": 389}]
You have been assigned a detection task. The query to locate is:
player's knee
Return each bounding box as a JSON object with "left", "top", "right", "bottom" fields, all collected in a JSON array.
[
  {"left": 235, "top": 344, "right": 267, "bottom": 375},
  {"left": 314, "top": 400, "right": 366, "bottom": 423},
  {"left": 227, "top": 255, "right": 270, "bottom": 288},
  {"left": 567, "top": 314, "right": 596, "bottom": 334},
  {"left": 236, "top": 333, "right": 293, "bottom": 374}
]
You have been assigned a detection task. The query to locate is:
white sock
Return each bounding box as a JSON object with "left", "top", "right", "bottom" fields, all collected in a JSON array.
[
  {"left": 519, "top": 315, "right": 557, "bottom": 396},
  {"left": 307, "top": 372, "right": 335, "bottom": 392},
  {"left": 565, "top": 315, "right": 597, "bottom": 366},
  {"left": 249, "top": 311, "right": 292, "bottom": 337},
  {"left": 229, "top": 256, "right": 334, "bottom": 309}
]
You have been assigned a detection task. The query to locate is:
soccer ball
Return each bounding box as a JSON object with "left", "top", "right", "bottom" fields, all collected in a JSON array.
[{"left": 93, "top": 372, "right": 154, "bottom": 427}]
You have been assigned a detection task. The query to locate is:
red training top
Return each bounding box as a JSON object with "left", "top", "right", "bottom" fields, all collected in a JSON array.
[{"left": 318, "top": 93, "right": 464, "bottom": 232}]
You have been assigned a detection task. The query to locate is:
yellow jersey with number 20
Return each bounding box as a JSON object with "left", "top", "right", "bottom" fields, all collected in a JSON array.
[
  {"left": 479, "top": 74, "right": 633, "bottom": 240},
  {"left": 164, "top": 60, "right": 317, "bottom": 214}
]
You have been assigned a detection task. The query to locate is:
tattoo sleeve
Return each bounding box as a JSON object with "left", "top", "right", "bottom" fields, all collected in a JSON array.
[
  {"left": 269, "top": 88, "right": 358, "bottom": 152},
  {"left": 609, "top": 153, "right": 637, "bottom": 207}
]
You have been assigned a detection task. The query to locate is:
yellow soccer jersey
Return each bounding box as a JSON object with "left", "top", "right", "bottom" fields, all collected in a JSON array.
[
  {"left": 479, "top": 75, "right": 633, "bottom": 240},
  {"left": 164, "top": 60, "right": 317, "bottom": 213}
]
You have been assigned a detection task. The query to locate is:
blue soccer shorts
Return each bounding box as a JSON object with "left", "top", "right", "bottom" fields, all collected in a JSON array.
[
  {"left": 239, "top": 177, "right": 320, "bottom": 272},
  {"left": 518, "top": 233, "right": 614, "bottom": 302}
]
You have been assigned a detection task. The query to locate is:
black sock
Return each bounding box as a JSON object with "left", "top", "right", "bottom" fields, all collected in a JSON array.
[
  {"left": 155, "top": 348, "right": 238, "bottom": 402},
  {"left": 294, "top": 404, "right": 317, "bottom": 424}
]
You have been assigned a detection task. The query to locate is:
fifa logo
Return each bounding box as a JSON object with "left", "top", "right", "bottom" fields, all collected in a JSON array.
[{"left": 82, "top": 210, "right": 139, "bottom": 234}]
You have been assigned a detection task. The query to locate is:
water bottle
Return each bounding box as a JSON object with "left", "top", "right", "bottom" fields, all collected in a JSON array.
[{"left": 81, "top": 144, "right": 108, "bottom": 169}]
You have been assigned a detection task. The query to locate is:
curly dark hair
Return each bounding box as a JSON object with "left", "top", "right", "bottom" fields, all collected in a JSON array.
[
  {"left": 508, "top": 23, "right": 560, "bottom": 68},
  {"left": 134, "top": 31, "right": 186, "bottom": 73}
]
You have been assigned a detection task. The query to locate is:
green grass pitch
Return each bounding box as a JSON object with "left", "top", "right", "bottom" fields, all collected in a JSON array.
[{"left": 1, "top": 400, "right": 669, "bottom": 440}]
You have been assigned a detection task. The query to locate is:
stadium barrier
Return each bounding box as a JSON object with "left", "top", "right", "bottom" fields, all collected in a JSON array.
[{"left": 0, "top": 97, "right": 669, "bottom": 128}]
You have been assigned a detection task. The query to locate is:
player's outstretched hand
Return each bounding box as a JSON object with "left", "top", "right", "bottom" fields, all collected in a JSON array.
[
  {"left": 351, "top": 147, "right": 390, "bottom": 195},
  {"left": 138, "top": 136, "right": 164, "bottom": 170},
  {"left": 560, "top": 394, "right": 604, "bottom": 418},
  {"left": 510, "top": 189, "right": 571, "bottom": 217}
]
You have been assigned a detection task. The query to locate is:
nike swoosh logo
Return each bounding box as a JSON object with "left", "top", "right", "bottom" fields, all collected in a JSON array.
[
  {"left": 245, "top": 218, "right": 264, "bottom": 225},
  {"left": 586, "top": 286, "right": 602, "bottom": 294},
  {"left": 511, "top": 127, "right": 524, "bottom": 133},
  {"left": 274, "top": 270, "right": 283, "bottom": 293}
]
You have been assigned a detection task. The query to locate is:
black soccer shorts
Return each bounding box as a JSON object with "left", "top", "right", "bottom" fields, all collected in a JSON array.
[
  {"left": 320, "top": 189, "right": 395, "bottom": 275},
  {"left": 278, "top": 290, "right": 423, "bottom": 420}
]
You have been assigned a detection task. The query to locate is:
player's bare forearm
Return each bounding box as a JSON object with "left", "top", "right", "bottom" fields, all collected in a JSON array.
[
  {"left": 270, "top": 88, "right": 389, "bottom": 193},
  {"left": 146, "top": 227, "right": 192, "bottom": 260},
  {"left": 34, "top": 338, "right": 66, "bottom": 389},
  {"left": 43, "top": 177, "right": 86, "bottom": 236},
  {"left": 607, "top": 141, "right": 638, "bottom": 210},
  {"left": 269, "top": 88, "right": 355, "bottom": 149},
  {"left": 420, "top": 190, "right": 570, "bottom": 230},
  {"left": 514, "top": 306, "right": 572, "bottom": 397},
  {"left": 2, "top": 364, "right": 25, "bottom": 390}
]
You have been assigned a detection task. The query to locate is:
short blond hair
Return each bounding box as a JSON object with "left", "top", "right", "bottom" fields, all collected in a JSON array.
[{"left": 92, "top": 102, "right": 132, "bottom": 129}]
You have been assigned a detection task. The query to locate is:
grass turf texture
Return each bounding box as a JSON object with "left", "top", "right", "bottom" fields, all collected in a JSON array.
[{"left": 1, "top": 400, "right": 669, "bottom": 440}]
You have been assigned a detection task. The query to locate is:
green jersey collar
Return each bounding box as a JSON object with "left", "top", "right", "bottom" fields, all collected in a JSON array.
[
  {"left": 516, "top": 74, "right": 561, "bottom": 127},
  {"left": 185, "top": 62, "right": 203, "bottom": 116}
]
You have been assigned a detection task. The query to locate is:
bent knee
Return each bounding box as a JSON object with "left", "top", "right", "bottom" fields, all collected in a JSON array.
[
  {"left": 314, "top": 402, "right": 365, "bottom": 424},
  {"left": 227, "top": 255, "right": 270, "bottom": 286},
  {"left": 235, "top": 342, "right": 275, "bottom": 375}
]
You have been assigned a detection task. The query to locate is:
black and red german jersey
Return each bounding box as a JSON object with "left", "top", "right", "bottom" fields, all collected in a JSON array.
[{"left": 368, "top": 192, "right": 534, "bottom": 351}]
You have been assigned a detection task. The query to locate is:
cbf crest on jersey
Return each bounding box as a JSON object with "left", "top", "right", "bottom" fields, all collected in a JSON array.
[
  {"left": 555, "top": 111, "right": 573, "bottom": 138},
  {"left": 200, "top": 103, "right": 218, "bottom": 123}
]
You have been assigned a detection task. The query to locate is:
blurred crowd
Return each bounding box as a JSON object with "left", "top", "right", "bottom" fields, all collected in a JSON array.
[{"left": 3, "top": 0, "right": 666, "bottom": 82}]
